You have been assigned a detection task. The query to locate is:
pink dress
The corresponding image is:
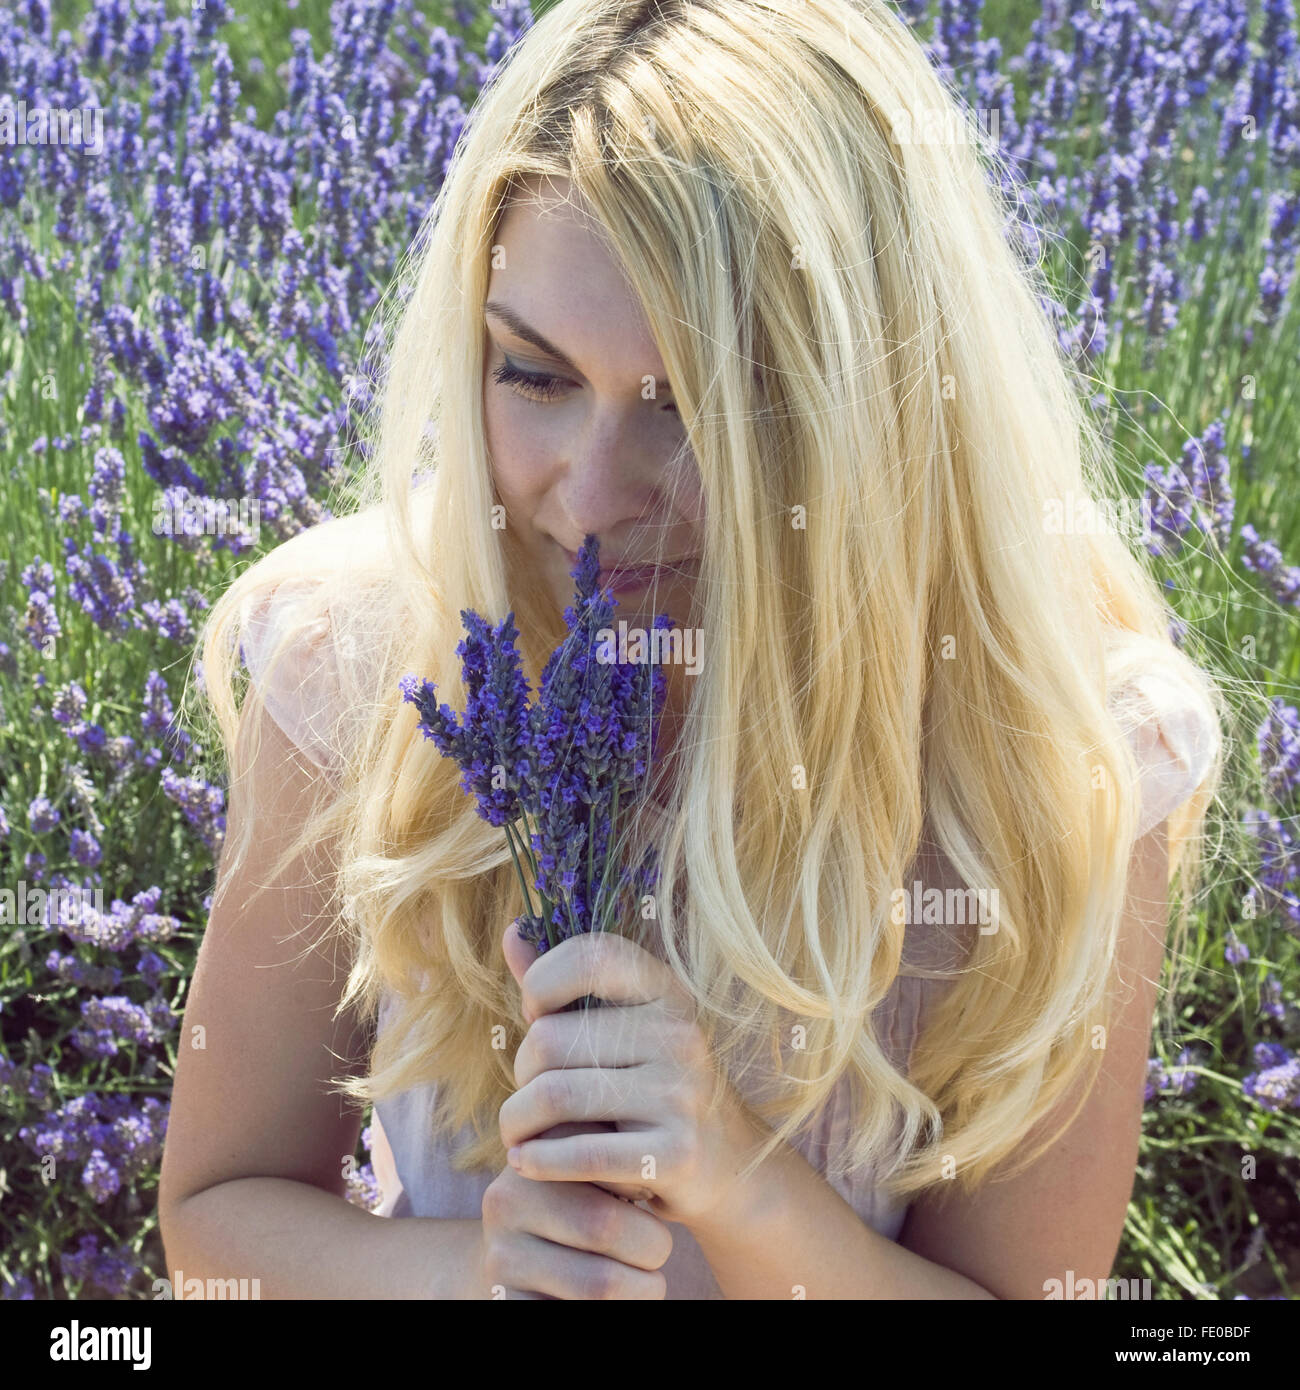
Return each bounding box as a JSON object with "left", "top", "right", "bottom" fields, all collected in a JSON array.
[{"left": 240, "top": 581, "right": 1221, "bottom": 1298}]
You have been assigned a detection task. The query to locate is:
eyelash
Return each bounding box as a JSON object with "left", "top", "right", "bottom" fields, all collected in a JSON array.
[
  {"left": 491, "top": 355, "right": 678, "bottom": 414},
  {"left": 491, "top": 357, "right": 569, "bottom": 403}
]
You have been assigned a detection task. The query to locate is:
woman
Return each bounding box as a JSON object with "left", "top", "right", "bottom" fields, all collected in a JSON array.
[{"left": 159, "top": 0, "right": 1223, "bottom": 1299}]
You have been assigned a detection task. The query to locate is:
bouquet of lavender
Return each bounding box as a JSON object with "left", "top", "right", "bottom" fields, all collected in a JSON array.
[{"left": 400, "top": 535, "right": 675, "bottom": 1005}]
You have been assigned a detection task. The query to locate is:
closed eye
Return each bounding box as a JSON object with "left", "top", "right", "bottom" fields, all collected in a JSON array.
[
  {"left": 491, "top": 356, "right": 570, "bottom": 403},
  {"left": 490, "top": 354, "right": 679, "bottom": 415}
]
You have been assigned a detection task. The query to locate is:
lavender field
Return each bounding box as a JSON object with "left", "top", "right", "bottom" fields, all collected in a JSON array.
[{"left": 1, "top": 0, "right": 1298, "bottom": 1300}]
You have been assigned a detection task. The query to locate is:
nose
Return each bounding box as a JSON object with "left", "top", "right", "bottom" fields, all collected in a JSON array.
[{"left": 553, "top": 415, "right": 661, "bottom": 546}]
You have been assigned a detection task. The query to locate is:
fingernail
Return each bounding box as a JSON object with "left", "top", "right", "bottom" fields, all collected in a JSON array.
[{"left": 507, "top": 1146, "right": 522, "bottom": 1169}]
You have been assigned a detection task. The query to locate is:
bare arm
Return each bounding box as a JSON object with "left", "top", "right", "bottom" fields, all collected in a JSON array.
[
  {"left": 166, "top": 1178, "right": 486, "bottom": 1299},
  {"left": 157, "top": 697, "right": 488, "bottom": 1299},
  {"left": 895, "top": 820, "right": 1171, "bottom": 1298},
  {"left": 685, "top": 822, "right": 1170, "bottom": 1299}
]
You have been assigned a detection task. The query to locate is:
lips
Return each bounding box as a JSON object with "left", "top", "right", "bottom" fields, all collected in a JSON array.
[
  {"left": 600, "top": 564, "right": 668, "bottom": 591},
  {"left": 560, "top": 546, "right": 698, "bottom": 588}
]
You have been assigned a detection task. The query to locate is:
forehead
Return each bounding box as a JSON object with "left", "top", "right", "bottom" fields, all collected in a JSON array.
[{"left": 489, "top": 176, "right": 667, "bottom": 380}]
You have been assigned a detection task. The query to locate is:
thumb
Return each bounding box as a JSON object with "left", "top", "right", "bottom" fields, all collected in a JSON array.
[{"left": 502, "top": 915, "right": 541, "bottom": 994}]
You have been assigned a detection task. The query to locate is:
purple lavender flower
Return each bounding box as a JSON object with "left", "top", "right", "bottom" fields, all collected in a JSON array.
[
  {"left": 1168, "top": 1046, "right": 1199, "bottom": 1095},
  {"left": 1145, "top": 1045, "right": 1201, "bottom": 1101},
  {"left": 160, "top": 766, "right": 225, "bottom": 850},
  {"left": 0, "top": 1058, "right": 55, "bottom": 1110},
  {"left": 141, "top": 595, "right": 198, "bottom": 645},
  {"left": 402, "top": 608, "right": 533, "bottom": 828},
  {"left": 21, "top": 557, "right": 62, "bottom": 653},
  {"left": 1254, "top": 1041, "right": 1292, "bottom": 1070},
  {"left": 88, "top": 445, "right": 126, "bottom": 537},
  {"left": 137, "top": 950, "right": 166, "bottom": 989},
  {"left": 1144, "top": 1057, "right": 1170, "bottom": 1103},
  {"left": 51, "top": 682, "right": 88, "bottom": 726},
  {"left": 1239, "top": 525, "right": 1300, "bottom": 608},
  {"left": 141, "top": 668, "right": 194, "bottom": 762},
  {"left": 344, "top": 1160, "right": 382, "bottom": 1212},
  {"left": 1182, "top": 420, "right": 1236, "bottom": 550},
  {"left": 57, "top": 885, "right": 180, "bottom": 952},
  {"left": 404, "top": 535, "right": 673, "bottom": 958},
  {"left": 1242, "top": 1045, "right": 1300, "bottom": 1112},
  {"left": 28, "top": 795, "right": 61, "bottom": 834},
  {"left": 69, "top": 828, "right": 102, "bottom": 867},
  {"left": 1143, "top": 461, "right": 1196, "bottom": 558},
  {"left": 63, "top": 531, "right": 144, "bottom": 636},
  {"left": 70, "top": 995, "right": 161, "bottom": 1058},
  {"left": 58, "top": 1234, "right": 136, "bottom": 1298},
  {"left": 20, "top": 1092, "right": 170, "bottom": 1211},
  {"left": 46, "top": 951, "right": 123, "bottom": 992},
  {"left": 71, "top": 721, "right": 108, "bottom": 757},
  {"left": 1257, "top": 699, "right": 1300, "bottom": 805},
  {"left": 82, "top": 1150, "right": 122, "bottom": 1203}
]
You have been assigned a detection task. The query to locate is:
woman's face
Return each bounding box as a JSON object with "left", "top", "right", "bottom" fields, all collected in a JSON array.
[{"left": 482, "top": 176, "right": 706, "bottom": 621}]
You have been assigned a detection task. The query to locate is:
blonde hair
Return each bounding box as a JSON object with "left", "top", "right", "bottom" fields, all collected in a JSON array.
[{"left": 196, "top": 0, "right": 1225, "bottom": 1203}]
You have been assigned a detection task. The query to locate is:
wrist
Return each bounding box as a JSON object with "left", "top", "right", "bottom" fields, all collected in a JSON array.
[
  {"left": 681, "top": 1092, "right": 784, "bottom": 1242},
  {"left": 466, "top": 1220, "right": 490, "bottom": 1301},
  {"left": 437, "top": 1217, "right": 491, "bottom": 1300}
]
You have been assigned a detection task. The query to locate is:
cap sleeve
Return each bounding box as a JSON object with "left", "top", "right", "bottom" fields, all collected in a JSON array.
[
  {"left": 1106, "top": 649, "right": 1221, "bottom": 840},
  {"left": 238, "top": 577, "right": 343, "bottom": 776}
]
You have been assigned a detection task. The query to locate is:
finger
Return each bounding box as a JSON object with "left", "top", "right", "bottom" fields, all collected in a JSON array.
[
  {"left": 529, "top": 1121, "right": 655, "bottom": 1204},
  {"left": 505, "top": 1174, "right": 673, "bottom": 1271},
  {"left": 501, "top": 1232, "right": 668, "bottom": 1300},
  {"left": 513, "top": 1002, "right": 669, "bottom": 1087},
  {"left": 510, "top": 1128, "right": 670, "bottom": 1191},
  {"left": 500, "top": 1064, "right": 671, "bottom": 1147},
  {"left": 519, "top": 931, "right": 677, "bottom": 1022},
  {"left": 502, "top": 916, "right": 540, "bottom": 992}
]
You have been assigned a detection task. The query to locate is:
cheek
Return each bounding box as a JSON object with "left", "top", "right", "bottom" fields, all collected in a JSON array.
[{"left": 483, "top": 388, "right": 550, "bottom": 507}]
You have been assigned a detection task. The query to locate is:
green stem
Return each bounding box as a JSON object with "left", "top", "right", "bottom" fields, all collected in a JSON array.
[
  {"left": 521, "top": 807, "right": 555, "bottom": 935},
  {"left": 503, "top": 818, "right": 537, "bottom": 921},
  {"left": 586, "top": 800, "right": 595, "bottom": 915},
  {"left": 598, "top": 780, "right": 622, "bottom": 935},
  {"left": 506, "top": 809, "right": 555, "bottom": 952}
]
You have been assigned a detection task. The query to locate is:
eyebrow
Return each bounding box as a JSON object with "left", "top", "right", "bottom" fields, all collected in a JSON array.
[{"left": 484, "top": 299, "right": 672, "bottom": 395}]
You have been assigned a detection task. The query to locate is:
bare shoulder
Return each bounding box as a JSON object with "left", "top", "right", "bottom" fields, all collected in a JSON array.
[{"left": 237, "top": 500, "right": 426, "bottom": 771}]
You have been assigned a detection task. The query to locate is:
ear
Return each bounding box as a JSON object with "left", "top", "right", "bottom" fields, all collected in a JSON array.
[{"left": 502, "top": 916, "right": 540, "bottom": 993}]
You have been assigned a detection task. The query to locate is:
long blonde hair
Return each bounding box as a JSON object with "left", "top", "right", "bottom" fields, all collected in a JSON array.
[{"left": 196, "top": 0, "right": 1225, "bottom": 1202}]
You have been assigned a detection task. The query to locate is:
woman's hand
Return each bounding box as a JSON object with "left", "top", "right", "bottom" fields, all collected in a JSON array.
[
  {"left": 478, "top": 1159, "right": 673, "bottom": 1299},
  {"left": 500, "top": 920, "right": 764, "bottom": 1228}
]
